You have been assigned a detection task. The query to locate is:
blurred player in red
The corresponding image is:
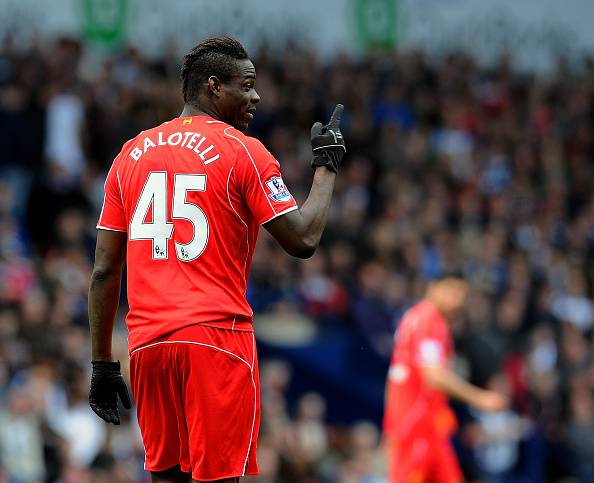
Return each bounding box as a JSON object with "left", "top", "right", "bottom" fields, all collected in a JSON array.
[
  {"left": 383, "top": 275, "right": 508, "bottom": 483},
  {"left": 87, "top": 37, "right": 346, "bottom": 483}
]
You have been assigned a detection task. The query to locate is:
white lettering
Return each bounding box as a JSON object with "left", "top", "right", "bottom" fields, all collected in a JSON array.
[
  {"left": 157, "top": 132, "right": 167, "bottom": 146},
  {"left": 203, "top": 154, "right": 220, "bottom": 165},
  {"left": 130, "top": 147, "right": 142, "bottom": 161},
  {"left": 168, "top": 132, "right": 182, "bottom": 146},
  {"left": 186, "top": 133, "right": 200, "bottom": 150},
  {"left": 181, "top": 131, "right": 194, "bottom": 147},
  {"left": 143, "top": 136, "right": 156, "bottom": 152},
  {"left": 192, "top": 137, "right": 206, "bottom": 153},
  {"left": 198, "top": 144, "right": 214, "bottom": 161},
  {"left": 128, "top": 131, "right": 220, "bottom": 163}
]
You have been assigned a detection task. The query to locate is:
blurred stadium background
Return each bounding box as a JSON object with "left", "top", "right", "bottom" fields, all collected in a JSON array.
[{"left": 0, "top": 0, "right": 593, "bottom": 482}]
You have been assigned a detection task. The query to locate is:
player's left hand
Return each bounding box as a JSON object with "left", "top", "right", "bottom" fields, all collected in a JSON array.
[
  {"left": 89, "top": 360, "right": 132, "bottom": 425},
  {"left": 311, "top": 103, "right": 346, "bottom": 173}
]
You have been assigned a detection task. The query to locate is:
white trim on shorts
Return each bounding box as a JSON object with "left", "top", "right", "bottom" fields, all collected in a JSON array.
[
  {"left": 243, "top": 332, "right": 257, "bottom": 476},
  {"left": 130, "top": 340, "right": 252, "bottom": 370}
]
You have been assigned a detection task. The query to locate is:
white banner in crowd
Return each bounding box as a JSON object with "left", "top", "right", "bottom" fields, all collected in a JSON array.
[{"left": 1, "top": 0, "right": 593, "bottom": 70}]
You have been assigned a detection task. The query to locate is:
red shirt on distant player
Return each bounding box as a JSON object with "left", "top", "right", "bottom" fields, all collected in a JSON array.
[
  {"left": 383, "top": 300, "right": 458, "bottom": 441},
  {"left": 97, "top": 115, "right": 297, "bottom": 352}
]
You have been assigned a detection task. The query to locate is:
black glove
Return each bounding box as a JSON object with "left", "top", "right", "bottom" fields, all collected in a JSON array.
[
  {"left": 89, "top": 360, "right": 132, "bottom": 425},
  {"left": 311, "top": 103, "right": 346, "bottom": 173}
]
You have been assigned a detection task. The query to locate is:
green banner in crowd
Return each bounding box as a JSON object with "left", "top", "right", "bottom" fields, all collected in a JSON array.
[
  {"left": 354, "top": 0, "right": 399, "bottom": 49},
  {"left": 82, "top": 0, "right": 128, "bottom": 46}
]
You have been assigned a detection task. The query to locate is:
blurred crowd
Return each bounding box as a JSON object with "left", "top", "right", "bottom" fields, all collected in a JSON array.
[{"left": 0, "top": 34, "right": 593, "bottom": 482}]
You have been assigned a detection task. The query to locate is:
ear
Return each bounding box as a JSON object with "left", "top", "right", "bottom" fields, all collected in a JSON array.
[{"left": 207, "top": 76, "right": 223, "bottom": 98}]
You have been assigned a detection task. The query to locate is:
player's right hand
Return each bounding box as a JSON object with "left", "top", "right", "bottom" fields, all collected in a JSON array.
[
  {"left": 310, "top": 103, "right": 346, "bottom": 173},
  {"left": 476, "top": 390, "right": 509, "bottom": 412},
  {"left": 89, "top": 360, "right": 132, "bottom": 425}
]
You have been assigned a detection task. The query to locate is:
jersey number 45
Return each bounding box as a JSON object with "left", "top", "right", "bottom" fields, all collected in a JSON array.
[{"left": 130, "top": 171, "right": 208, "bottom": 262}]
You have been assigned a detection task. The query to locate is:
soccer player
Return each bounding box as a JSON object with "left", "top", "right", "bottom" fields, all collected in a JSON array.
[
  {"left": 87, "top": 37, "right": 345, "bottom": 483},
  {"left": 383, "top": 275, "right": 508, "bottom": 483}
]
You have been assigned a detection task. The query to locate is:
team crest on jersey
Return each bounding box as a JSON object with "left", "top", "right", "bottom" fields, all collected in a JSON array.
[{"left": 265, "top": 176, "right": 292, "bottom": 202}]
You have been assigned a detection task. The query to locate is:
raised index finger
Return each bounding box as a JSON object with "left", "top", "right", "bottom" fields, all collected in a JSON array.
[{"left": 328, "top": 104, "right": 344, "bottom": 128}]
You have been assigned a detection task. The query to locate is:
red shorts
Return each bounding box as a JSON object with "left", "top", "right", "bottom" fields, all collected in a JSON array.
[
  {"left": 129, "top": 324, "right": 260, "bottom": 481},
  {"left": 387, "top": 433, "right": 463, "bottom": 483}
]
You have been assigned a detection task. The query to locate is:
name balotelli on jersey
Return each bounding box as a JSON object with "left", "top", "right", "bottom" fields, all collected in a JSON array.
[
  {"left": 98, "top": 116, "right": 298, "bottom": 352},
  {"left": 130, "top": 130, "right": 220, "bottom": 165}
]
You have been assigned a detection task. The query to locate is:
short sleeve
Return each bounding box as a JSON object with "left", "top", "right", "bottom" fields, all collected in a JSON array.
[
  {"left": 232, "top": 136, "right": 298, "bottom": 225},
  {"left": 97, "top": 160, "right": 126, "bottom": 232},
  {"left": 414, "top": 317, "right": 449, "bottom": 368},
  {"left": 416, "top": 338, "right": 447, "bottom": 367}
]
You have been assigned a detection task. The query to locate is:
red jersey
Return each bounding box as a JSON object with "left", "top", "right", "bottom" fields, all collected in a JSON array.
[
  {"left": 97, "top": 116, "right": 298, "bottom": 352},
  {"left": 383, "top": 300, "right": 457, "bottom": 441}
]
